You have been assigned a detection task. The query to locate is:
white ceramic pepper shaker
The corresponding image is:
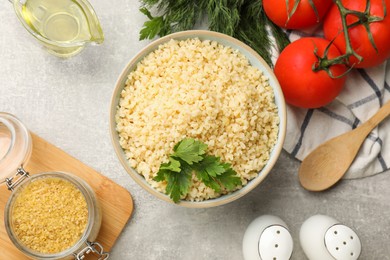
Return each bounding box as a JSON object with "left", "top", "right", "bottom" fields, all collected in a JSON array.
[
  {"left": 242, "top": 215, "right": 293, "bottom": 260},
  {"left": 300, "top": 214, "right": 361, "bottom": 260}
]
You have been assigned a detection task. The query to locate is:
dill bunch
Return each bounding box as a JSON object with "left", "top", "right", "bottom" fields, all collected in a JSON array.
[{"left": 139, "top": 0, "right": 290, "bottom": 67}]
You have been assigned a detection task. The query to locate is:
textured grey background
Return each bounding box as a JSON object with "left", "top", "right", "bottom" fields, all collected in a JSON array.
[{"left": 1, "top": 0, "right": 390, "bottom": 259}]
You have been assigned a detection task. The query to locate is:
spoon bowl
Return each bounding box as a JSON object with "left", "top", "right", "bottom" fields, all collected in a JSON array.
[{"left": 299, "top": 100, "right": 390, "bottom": 191}]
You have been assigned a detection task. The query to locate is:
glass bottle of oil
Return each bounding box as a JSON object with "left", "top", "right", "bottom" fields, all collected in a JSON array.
[{"left": 12, "top": 0, "right": 104, "bottom": 57}]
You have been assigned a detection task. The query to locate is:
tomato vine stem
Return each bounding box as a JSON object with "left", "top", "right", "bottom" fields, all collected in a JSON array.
[
  {"left": 313, "top": 0, "right": 386, "bottom": 77},
  {"left": 286, "top": 0, "right": 319, "bottom": 26}
]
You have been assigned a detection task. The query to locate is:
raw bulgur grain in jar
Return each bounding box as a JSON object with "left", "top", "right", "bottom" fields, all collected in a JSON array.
[
  {"left": 116, "top": 38, "right": 279, "bottom": 202},
  {"left": 10, "top": 177, "right": 88, "bottom": 254},
  {"left": 5, "top": 172, "right": 103, "bottom": 259}
]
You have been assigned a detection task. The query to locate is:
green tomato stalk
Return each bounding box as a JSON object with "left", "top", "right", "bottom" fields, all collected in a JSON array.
[
  {"left": 314, "top": 0, "right": 386, "bottom": 78},
  {"left": 286, "top": 0, "right": 320, "bottom": 24}
]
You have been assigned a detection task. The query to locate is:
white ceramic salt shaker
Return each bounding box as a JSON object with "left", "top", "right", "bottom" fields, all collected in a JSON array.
[
  {"left": 242, "top": 215, "right": 293, "bottom": 260},
  {"left": 300, "top": 214, "right": 361, "bottom": 260}
]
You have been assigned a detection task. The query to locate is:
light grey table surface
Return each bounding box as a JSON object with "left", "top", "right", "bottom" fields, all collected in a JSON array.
[{"left": 1, "top": 0, "right": 390, "bottom": 259}]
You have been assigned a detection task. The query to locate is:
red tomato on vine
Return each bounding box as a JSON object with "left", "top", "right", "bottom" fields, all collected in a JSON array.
[
  {"left": 274, "top": 38, "right": 348, "bottom": 108},
  {"left": 263, "top": 0, "right": 333, "bottom": 29},
  {"left": 323, "top": 0, "right": 390, "bottom": 68}
]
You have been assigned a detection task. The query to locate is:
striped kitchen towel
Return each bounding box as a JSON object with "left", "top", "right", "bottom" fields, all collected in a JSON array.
[{"left": 281, "top": 30, "right": 390, "bottom": 179}]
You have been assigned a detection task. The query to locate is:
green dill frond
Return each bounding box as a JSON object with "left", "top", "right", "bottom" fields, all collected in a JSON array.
[
  {"left": 234, "top": 1, "right": 273, "bottom": 65},
  {"left": 268, "top": 21, "right": 290, "bottom": 53},
  {"left": 138, "top": 0, "right": 290, "bottom": 67},
  {"left": 207, "top": 0, "right": 243, "bottom": 36}
]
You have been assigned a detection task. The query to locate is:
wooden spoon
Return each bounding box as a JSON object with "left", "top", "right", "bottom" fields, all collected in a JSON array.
[{"left": 299, "top": 100, "right": 390, "bottom": 191}]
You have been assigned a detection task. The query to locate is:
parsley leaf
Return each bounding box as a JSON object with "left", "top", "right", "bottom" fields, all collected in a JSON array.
[
  {"left": 139, "top": 8, "right": 165, "bottom": 40},
  {"left": 154, "top": 138, "right": 242, "bottom": 203},
  {"left": 194, "top": 156, "right": 241, "bottom": 193},
  {"left": 194, "top": 155, "right": 226, "bottom": 177},
  {"left": 154, "top": 162, "right": 192, "bottom": 203},
  {"left": 164, "top": 172, "right": 181, "bottom": 203},
  {"left": 160, "top": 157, "right": 181, "bottom": 172},
  {"left": 178, "top": 163, "right": 193, "bottom": 195},
  {"left": 202, "top": 178, "right": 222, "bottom": 193},
  {"left": 153, "top": 168, "right": 168, "bottom": 182},
  {"left": 216, "top": 166, "right": 242, "bottom": 191},
  {"left": 172, "top": 138, "right": 207, "bottom": 165}
]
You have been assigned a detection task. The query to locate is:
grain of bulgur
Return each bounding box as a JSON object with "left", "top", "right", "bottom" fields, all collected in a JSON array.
[
  {"left": 11, "top": 177, "right": 88, "bottom": 254},
  {"left": 116, "top": 38, "right": 279, "bottom": 201}
]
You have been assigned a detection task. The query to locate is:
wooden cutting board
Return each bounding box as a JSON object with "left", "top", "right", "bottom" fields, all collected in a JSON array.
[{"left": 0, "top": 134, "right": 134, "bottom": 259}]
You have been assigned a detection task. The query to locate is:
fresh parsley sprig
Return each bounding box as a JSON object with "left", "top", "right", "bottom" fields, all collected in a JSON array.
[{"left": 153, "top": 138, "right": 242, "bottom": 203}]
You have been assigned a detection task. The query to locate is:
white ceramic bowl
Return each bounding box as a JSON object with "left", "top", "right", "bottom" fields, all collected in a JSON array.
[{"left": 110, "top": 30, "right": 286, "bottom": 208}]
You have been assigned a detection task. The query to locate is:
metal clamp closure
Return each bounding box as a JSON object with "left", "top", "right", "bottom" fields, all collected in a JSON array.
[
  {"left": 3, "top": 167, "right": 29, "bottom": 191},
  {"left": 74, "top": 241, "right": 110, "bottom": 260}
]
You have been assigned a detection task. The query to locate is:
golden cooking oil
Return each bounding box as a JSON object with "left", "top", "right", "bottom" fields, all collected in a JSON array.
[{"left": 14, "top": 0, "right": 104, "bottom": 57}]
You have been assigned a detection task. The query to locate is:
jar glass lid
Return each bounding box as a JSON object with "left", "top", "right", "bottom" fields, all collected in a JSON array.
[{"left": 0, "top": 113, "right": 32, "bottom": 182}]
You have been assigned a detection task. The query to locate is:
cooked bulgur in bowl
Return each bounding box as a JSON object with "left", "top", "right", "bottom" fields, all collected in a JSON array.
[{"left": 110, "top": 30, "right": 286, "bottom": 208}]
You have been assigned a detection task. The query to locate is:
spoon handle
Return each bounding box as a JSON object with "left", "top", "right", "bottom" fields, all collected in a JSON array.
[{"left": 357, "top": 100, "right": 390, "bottom": 137}]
